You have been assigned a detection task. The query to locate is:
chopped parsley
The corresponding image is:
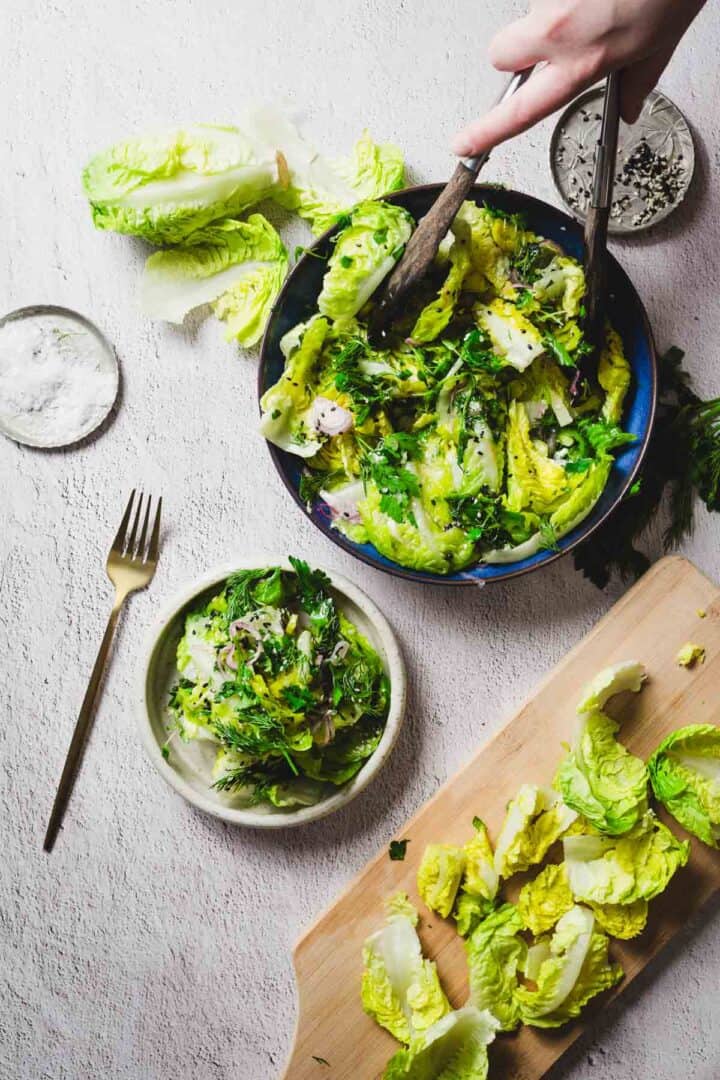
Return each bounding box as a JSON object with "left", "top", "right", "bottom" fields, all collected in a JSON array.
[
  {"left": 389, "top": 839, "right": 410, "bottom": 861},
  {"left": 361, "top": 433, "right": 422, "bottom": 525}
]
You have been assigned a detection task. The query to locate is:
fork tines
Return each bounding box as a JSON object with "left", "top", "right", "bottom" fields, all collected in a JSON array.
[{"left": 112, "top": 490, "right": 162, "bottom": 563}]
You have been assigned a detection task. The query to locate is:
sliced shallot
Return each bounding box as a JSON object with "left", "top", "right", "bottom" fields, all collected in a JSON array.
[
  {"left": 312, "top": 711, "right": 336, "bottom": 747},
  {"left": 328, "top": 639, "right": 350, "bottom": 664},
  {"left": 218, "top": 643, "right": 238, "bottom": 672},
  {"left": 310, "top": 396, "right": 353, "bottom": 436}
]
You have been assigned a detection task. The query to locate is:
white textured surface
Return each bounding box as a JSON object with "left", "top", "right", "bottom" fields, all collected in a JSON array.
[{"left": 1, "top": 2, "right": 719, "bottom": 1078}]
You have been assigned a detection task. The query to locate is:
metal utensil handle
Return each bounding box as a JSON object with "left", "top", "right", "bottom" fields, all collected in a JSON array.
[
  {"left": 577, "top": 70, "right": 623, "bottom": 386},
  {"left": 591, "top": 71, "right": 622, "bottom": 208},
  {"left": 460, "top": 67, "right": 536, "bottom": 173},
  {"left": 43, "top": 600, "right": 123, "bottom": 852}
]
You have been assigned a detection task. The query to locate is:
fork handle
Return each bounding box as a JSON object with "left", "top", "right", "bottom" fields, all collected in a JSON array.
[{"left": 43, "top": 599, "right": 123, "bottom": 852}]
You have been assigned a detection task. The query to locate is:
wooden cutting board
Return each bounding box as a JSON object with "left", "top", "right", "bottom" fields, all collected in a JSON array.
[{"left": 283, "top": 556, "right": 720, "bottom": 1080}]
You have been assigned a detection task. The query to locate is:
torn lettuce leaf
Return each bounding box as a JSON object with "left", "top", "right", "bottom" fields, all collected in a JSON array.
[
  {"left": 140, "top": 215, "right": 287, "bottom": 345},
  {"left": 453, "top": 891, "right": 496, "bottom": 938},
  {"left": 451, "top": 819, "right": 499, "bottom": 937},
  {"left": 555, "top": 708, "right": 649, "bottom": 836},
  {"left": 466, "top": 903, "right": 527, "bottom": 1031},
  {"left": 358, "top": 480, "right": 476, "bottom": 575},
  {"left": 82, "top": 121, "right": 279, "bottom": 244},
  {"left": 648, "top": 723, "right": 720, "bottom": 847},
  {"left": 452, "top": 202, "right": 514, "bottom": 293},
  {"left": 462, "top": 819, "right": 499, "bottom": 903},
  {"left": 361, "top": 906, "right": 450, "bottom": 1044},
  {"left": 417, "top": 844, "right": 466, "bottom": 919},
  {"left": 598, "top": 326, "right": 632, "bottom": 424},
  {"left": 493, "top": 784, "right": 577, "bottom": 879},
  {"left": 518, "top": 863, "right": 574, "bottom": 937},
  {"left": 505, "top": 399, "right": 569, "bottom": 514},
  {"left": 676, "top": 642, "right": 706, "bottom": 668},
  {"left": 509, "top": 356, "right": 574, "bottom": 428},
  {"left": 475, "top": 299, "right": 545, "bottom": 372},
  {"left": 530, "top": 255, "right": 585, "bottom": 317},
  {"left": 411, "top": 236, "right": 471, "bottom": 344},
  {"left": 547, "top": 456, "right": 613, "bottom": 538},
  {"left": 518, "top": 861, "right": 648, "bottom": 940},
  {"left": 576, "top": 660, "right": 646, "bottom": 714},
  {"left": 317, "top": 201, "right": 413, "bottom": 323},
  {"left": 590, "top": 897, "right": 648, "bottom": 939},
  {"left": 259, "top": 315, "right": 329, "bottom": 456},
  {"left": 84, "top": 107, "right": 405, "bottom": 245},
  {"left": 516, "top": 906, "right": 623, "bottom": 1028},
  {"left": 382, "top": 1006, "right": 498, "bottom": 1080},
  {"left": 253, "top": 104, "right": 404, "bottom": 234},
  {"left": 385, "top": 892, "right": 421, "bottom": 925},
  {"left": 564, "top": 813, "right": 689, "bottom": 905}
]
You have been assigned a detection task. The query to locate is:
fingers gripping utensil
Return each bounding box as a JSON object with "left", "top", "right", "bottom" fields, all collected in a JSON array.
[
  {"left": 572, "top": 71, "right": 622, "bottom": 398},
  {"left": 43, "top": 491, "right": 162, "bottom": 852},
  {"left": 368, "top": 67, "right": 535, "bottom": 346}
]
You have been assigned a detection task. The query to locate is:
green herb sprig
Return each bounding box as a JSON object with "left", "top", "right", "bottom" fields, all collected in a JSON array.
[
  {"left": 361, "top": 433, "right": 422, "bottom": 525},
  {"left": 574, "top": 347, "right": 720, "bottom": 588}
]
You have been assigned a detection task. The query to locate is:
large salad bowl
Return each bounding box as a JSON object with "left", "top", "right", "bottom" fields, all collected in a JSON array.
[{"left": 258, "top": 185, "right": 657, "bottom": 586}]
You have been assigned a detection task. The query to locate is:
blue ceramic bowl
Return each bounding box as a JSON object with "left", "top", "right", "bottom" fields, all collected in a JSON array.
[{"left": 258, "top": 185, "right": 657, "bottom": 586}]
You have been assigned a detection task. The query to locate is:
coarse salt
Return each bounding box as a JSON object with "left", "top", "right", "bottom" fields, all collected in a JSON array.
[{"left": 0, "top": 311, "right": 117, "bottom": 446}]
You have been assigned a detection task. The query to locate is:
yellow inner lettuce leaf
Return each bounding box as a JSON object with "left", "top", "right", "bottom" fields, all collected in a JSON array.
[
  {"left": 494, "top": 784, "right": 577, "bottom": 879},
  {"left": 362, "top": 911, "right": 450, "bottom": 1043},
  {"left": 518, "top": 862, "right": 648, "bottom": 940},
  {"left": 518, "top": 863, "right": 574, "bottom": 936},
  {"left": 564, "top": 813, "right": 689, "bottom": 905},
  {"left": 417, "top": 843, "right": 466, "bottom": 918},
  {"left": 517, "top": 907, "right": 623, "bottom": 1029},
  {"left": 382, "top": 1007, "right": 498, "bottom": 1080}
]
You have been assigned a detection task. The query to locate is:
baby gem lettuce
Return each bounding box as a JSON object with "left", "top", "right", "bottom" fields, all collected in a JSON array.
[{"left": 83, "top": 106, "right": 405, "bottom": 345}]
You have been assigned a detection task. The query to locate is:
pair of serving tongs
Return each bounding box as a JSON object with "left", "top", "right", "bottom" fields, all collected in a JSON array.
[{"left": 369, "top": 68, "right": 622, "bottom": 401}]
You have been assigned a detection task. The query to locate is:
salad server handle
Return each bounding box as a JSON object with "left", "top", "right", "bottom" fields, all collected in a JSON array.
[
  {"left": 573, "top": 71, "right": 622, "bottom": 396},
  {"left": 43, "top": 600, "right": 122, "bottom": 852},
  {"left": 367, "top": 67, "right": 535, "bottom": 346}
]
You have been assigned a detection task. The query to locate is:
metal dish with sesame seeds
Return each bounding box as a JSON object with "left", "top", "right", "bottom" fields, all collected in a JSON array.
[{"left": 551, "top": 86, "right": 695, "bottom": 235}]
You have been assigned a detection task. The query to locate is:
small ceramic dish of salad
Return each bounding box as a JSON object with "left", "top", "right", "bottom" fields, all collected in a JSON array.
[{"left": 139, "top": 557, "right": 406, "bottom": 827}]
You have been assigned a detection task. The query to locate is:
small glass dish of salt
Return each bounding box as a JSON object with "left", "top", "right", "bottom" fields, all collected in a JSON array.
[{"left": 0, "top": 305, "right": 119, "bottom": 449}]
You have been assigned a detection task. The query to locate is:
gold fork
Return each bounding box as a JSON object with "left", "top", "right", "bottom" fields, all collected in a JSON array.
[{"left": 43, "top": 491, "right": 162, "bottom": 852}]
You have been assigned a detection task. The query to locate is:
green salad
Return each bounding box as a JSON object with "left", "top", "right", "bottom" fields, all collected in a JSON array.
[
  {"left": 166, "top": 559, "right": 390, "bottom": 809},
  {"left": 260, "top": 199, "right": 636, "bottom": 574}
]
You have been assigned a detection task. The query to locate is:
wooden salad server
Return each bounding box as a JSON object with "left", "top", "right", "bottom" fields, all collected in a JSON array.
[{"left": 367, "top": 67, "right": 535, "bottom": 346}]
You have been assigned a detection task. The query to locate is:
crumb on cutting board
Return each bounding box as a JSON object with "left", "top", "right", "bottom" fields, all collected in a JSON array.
[
  {"left": 697, "top": 609, "right": 707, "bottom": 618},
  {"left": 676, "top": 643, "right": 706, "bottom": 668}
]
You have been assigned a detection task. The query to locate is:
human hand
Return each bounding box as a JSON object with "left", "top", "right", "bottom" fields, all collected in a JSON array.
[{"left": 452, "top": 0, "right": 706, "bottom": 157}]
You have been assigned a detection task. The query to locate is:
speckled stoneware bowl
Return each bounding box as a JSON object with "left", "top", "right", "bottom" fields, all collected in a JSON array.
[
  {"left": 138, "top": 559, "right": 406, "bottom": 828},
  {"left": 258, "top": 184, "right": 657, "bottom": 587}
]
